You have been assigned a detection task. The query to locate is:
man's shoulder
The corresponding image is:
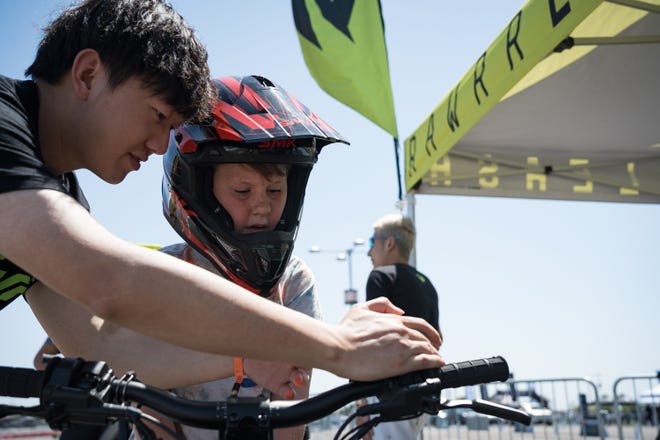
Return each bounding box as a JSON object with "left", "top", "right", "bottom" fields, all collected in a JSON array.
[
  {"left": 0, "top": 75, "right": 39, "bottom": 155},
  {"left": 0, "top": 74, "right": 19, "bottom": 91},
  {"left": 0, "top": 75, "right": 35, "bottom": 107},
  {"left": 395, "top": 263, "right": 422, "bottom": 276},
  {"left": 390, "top": 264, "right": 437, "bottom": 287}
]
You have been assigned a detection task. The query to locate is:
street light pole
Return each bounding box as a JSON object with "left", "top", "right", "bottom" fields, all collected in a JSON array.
[{"left": 309, "top": 238, "right": 365, "bottom": 305}]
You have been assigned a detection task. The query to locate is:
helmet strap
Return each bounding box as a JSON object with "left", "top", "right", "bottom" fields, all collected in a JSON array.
[{"left": 231, "top": 357, "right": 244, "bottom": 397}]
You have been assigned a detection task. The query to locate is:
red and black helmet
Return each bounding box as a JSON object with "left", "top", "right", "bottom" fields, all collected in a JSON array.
[{"left": 162, "top": 75, "right": 348, "bottom": 294}]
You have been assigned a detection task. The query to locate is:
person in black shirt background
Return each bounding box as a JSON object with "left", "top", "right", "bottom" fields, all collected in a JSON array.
[
  {"left": 366, "top": 214, "right": 440, "bottom": 335},
  {"left": 362, "top": 213, "right": 442, "bottom": 439}
]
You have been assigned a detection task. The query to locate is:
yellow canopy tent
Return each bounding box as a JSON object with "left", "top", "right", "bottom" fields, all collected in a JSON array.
[{"left": 404, "top": 0, "right": 660, "bottom": 203}]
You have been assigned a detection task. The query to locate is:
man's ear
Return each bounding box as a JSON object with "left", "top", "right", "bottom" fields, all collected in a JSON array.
[
  {"left": 70, "top": 48, "right": 103, "bottom": 101},
  {"left": 384, "top": 236, "right": 397, "bottom": 253}
]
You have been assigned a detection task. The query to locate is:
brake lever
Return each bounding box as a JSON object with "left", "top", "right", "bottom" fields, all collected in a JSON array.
[
  {"left": 41, "top": 357, "right": 121, "bottom": 430},
  {"left": 356, "top": 378, "right": 443, "bottom": 421},
  {"left": 441, "top": 399, "right": 532, "bottom": 425}
]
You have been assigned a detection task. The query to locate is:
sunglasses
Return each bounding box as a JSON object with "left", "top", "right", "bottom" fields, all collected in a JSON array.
[{"left": 369, "top": 234, "right": 400, "bottom": 249}]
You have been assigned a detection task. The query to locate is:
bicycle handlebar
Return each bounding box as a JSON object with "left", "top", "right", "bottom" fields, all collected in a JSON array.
[
  {"left": 0, "top": 366, "right": 45, "bottom": 398},
  {"left": 0, "top": 355, "right": 531, "bottom": 438}
]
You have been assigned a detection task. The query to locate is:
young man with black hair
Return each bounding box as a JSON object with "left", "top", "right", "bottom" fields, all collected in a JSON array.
[{"left": 2, "top": 0, "right": 442, "bottom": 394}]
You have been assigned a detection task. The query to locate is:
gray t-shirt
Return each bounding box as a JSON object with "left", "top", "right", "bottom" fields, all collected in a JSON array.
[{"left": 159, "top": 243, "right": 321, "bottom": 440}]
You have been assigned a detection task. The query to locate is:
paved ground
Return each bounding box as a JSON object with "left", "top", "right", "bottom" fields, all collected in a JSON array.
[
  {"left": 2, "top": 422, "right": 657, "bottom": 439},
  {"left": 309, "top": 423, "right": 659, "bottom": 440},
  {"left": 0, "top": 428, "right": 58, "bottom": 439}
]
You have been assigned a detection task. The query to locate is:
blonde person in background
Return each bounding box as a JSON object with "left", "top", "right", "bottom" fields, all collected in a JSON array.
[{"left": 359, "top": 213, "right": 442, "bottom": 440}]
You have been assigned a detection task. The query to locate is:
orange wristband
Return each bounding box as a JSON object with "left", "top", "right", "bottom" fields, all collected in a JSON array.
[{"left": 233, "top": 357, "right": 244, "bottom": 384}]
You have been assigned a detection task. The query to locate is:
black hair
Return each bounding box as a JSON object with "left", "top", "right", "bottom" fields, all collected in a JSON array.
[{"left": 25, "top": 0, "right": 215, "bottom": 123}]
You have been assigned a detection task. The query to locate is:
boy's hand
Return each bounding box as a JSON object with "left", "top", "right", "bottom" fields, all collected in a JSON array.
[{"left": 244, "top": 359, "right": 311, "bottom": 400}]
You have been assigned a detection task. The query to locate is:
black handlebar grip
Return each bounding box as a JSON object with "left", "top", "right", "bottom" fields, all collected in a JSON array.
[
  {"left": 0, "top": 366, "right": 45, "bottom": 398},
  {"left": 438, "top": 356, "right": 509, "bottom": 389}
]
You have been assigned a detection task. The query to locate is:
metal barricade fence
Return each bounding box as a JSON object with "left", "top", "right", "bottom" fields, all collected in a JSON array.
[
  {"left": 420, "top": 377, "right": 604, "bottom": 440},
  {"left": 307, "top": 377, "right": 605, "bottom": 440},
  {"left": 307, "top": 375, "right": 660, "bottom": 440},
  {"left": 612, "top": 374, "right": 660, "bottom": 440}
]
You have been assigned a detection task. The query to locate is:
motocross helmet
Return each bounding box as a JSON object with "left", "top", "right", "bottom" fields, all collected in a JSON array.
[{"left": 162, "top": 75, "right": 348, "bottom": 295}]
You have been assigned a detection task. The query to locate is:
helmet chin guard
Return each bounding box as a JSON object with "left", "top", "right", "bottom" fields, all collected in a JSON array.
[{"left": 162, "top": 75, "right": 348, "bottom": 294}]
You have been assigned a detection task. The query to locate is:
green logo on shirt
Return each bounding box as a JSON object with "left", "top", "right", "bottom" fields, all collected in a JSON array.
[{"left": 0, "top": 255, "right": 34, "bottom": 302}]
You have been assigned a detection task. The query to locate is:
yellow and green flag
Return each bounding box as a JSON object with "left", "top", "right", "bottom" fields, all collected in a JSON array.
[{"left": 292, "top": 0, "right": 398, "bottom": 138}]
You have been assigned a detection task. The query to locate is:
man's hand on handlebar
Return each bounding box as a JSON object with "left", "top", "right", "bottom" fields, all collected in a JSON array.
[{"left": 334, "top": 297, "right": 445, "bottom": 381}]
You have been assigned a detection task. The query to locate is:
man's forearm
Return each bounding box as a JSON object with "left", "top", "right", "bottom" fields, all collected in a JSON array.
[
  {"left": 9, "top": 191, "right": 442, "bottom": 381},
  {"left": 27, "top": 282, "right": 235, "bottom": 388}
]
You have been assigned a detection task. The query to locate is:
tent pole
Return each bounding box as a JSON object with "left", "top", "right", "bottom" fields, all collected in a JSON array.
[
  {"left": 406, "top": 191, "right": 417, "bottom": 267},
  {"left": 393, "top": 137, "right": 403, "bottom": 202}
]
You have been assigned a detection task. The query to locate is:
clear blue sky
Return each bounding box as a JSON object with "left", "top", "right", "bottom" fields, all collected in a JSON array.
[{"left": 0, "top": 0, "right": 657, "bottom": 400}]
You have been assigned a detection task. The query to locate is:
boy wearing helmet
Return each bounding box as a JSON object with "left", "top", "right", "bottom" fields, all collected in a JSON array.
[
  {"left": 160, "top": 75, "right": 340, "bottom": 439},
  {"left": 2, "top": 0, "right": 442, "bottom": 394}
]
